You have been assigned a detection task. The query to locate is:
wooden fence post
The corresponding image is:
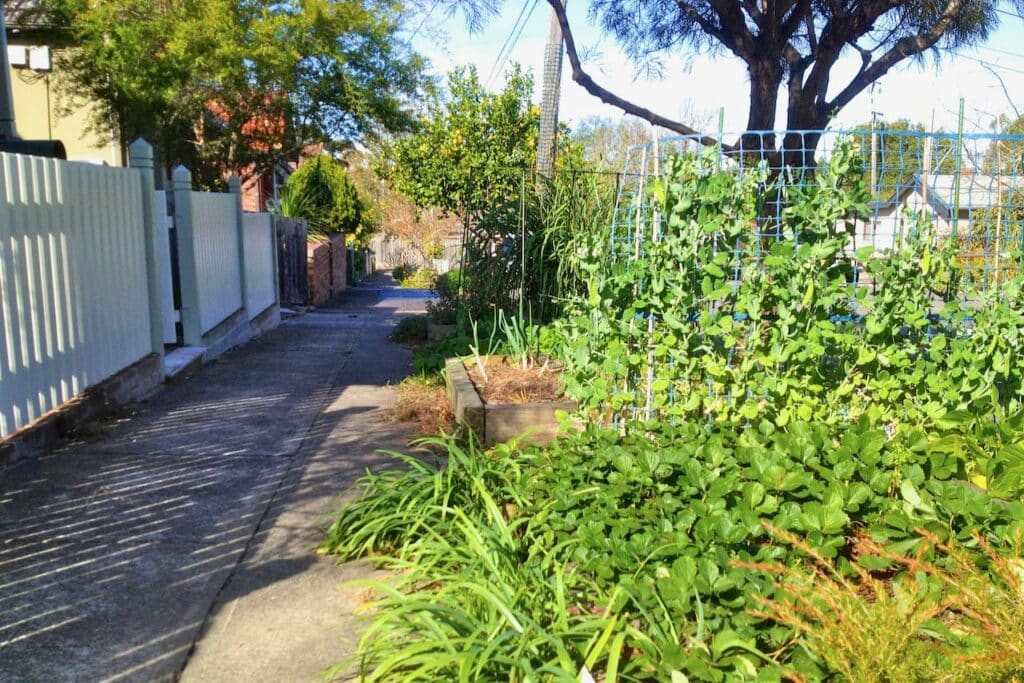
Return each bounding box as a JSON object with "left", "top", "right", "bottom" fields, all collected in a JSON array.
[
  {"left": 228, "top": 175, "right": 249, "bottom": 318},
  {"left": 128, "top": 139, "right": 166, "bottom": 366},
  {"left": 270, "top": 216, "right": 281, "bottom": 306},
  {"left": 172, "top": 166, "right": 204, "bottom": 347}
]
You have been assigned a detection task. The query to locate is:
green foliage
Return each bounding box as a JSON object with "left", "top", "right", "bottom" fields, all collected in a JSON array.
[
  {"left": 850, "top": 120, "right": 956, "bottom": 198},
  {"left": 411, "top": 329, "right": 474, "bottom": 375},
  {"left": 426, "top": 270, "right": 460, "bottom": 324},
  {"left": 391, "top": 265, "right": 436, "bottom": 289},
  {"left": 43, "top": 0, "right": 427, "bottom": 184},
  {"left": 323, "top": 418, "right": 1024, "bottom": 681},
  {"left": 556, "top": 142, "right": 1024, "bottom": 430},
  {"left": 280, "top": 154, "right": 362, "bottom": 238},
  {"left": 389, "top": 314, "right": 427, "bottom": 343},
  {"left": 379, "top": 65, "right": 538, "bottom": 218},
  {"left": 266, "top": 181, "right": 313, "bottom": 221},
  {"left": 462, "top": 169, "right": 616, "bottom": 321},
  {"left": 749, "top": 528, "right": 1024, "bottom": 682}
]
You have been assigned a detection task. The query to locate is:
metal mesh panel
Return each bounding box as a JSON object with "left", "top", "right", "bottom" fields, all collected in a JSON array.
[
  {"left": 613, "top": 129, "right": 1024, "bottom": 293},
  {"left": 603, "top": 129, "right": 1024, "bottom": 423}
]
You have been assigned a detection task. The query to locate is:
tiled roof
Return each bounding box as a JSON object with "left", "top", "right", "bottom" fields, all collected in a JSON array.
[{"left": 4, "top": 1, "right": 47, "bottom": 30}]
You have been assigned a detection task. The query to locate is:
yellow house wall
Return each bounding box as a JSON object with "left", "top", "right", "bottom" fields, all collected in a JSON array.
[{"left": 6, "top": 43, "right": 120, "bottom": 166}]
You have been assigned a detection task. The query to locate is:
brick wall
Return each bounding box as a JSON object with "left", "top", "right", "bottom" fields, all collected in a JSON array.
[{"left": 307, "top": 233, "right": 347, "bottom": 305}]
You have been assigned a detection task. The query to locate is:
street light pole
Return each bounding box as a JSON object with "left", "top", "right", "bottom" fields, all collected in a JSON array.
[{"left": 536, "top": 0, "right": 565, "bottom": 178}]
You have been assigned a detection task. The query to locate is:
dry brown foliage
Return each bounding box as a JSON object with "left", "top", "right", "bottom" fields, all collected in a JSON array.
[
  {"left": 733, "top": 524, "right": 1024, "bottom": 683},
  {"left": 382, "top": 377, "right": 454, "bottom": 437}
]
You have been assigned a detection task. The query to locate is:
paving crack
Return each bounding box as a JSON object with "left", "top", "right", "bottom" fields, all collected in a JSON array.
[{"left": 173, "top": 353, "right": 353, "bottom": 680}]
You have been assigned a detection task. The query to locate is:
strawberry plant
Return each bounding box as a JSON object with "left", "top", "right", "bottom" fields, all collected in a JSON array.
[{"left": 324, "top": 421, "right": 1024, "bottom": 681}]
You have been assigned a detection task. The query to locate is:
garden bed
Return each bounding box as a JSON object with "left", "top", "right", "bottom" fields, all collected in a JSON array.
[{"left": 444, "top": 356, "right": 576, "bottom": 445}]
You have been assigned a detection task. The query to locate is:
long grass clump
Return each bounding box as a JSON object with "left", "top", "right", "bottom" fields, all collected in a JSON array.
[{"left": 323, "top": 422, "right": 1024, "bottom": 681}]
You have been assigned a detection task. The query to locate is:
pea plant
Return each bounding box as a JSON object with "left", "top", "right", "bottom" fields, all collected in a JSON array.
[{"left": 557, "top": 142, "right": 1024, "bottom": 433}]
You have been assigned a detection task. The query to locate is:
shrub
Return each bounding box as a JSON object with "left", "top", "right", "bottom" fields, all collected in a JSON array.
[
  {"left": 389, "top": 314, "right": 427, "bottom": 343},
  {"left": 425, "top": 269, "right": 459, "bottom": 324},
  {"left": 391, "top": 265, "right": 436, "bottom": 289},
  {"left": 743, "top": 527, "right": 1024, "bottom": 682},
  {"left": 277, "top": 154, "right": 362, "bottom": 237}
]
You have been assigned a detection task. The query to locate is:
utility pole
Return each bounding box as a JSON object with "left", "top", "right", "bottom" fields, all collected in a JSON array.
[
  {"left": 536, "top": 0, "right": 565, "bottom": 178},
  {"left": 0, "top": 9, "right": 20, "bottom": 139}
]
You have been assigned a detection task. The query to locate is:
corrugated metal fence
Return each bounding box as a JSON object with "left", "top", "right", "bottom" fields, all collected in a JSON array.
[
  {"left": 190, "top": 191, "right": 243, "bottom": 334},
  {"left": 243, "top": 213, "right": 277, "bottom": 316}
]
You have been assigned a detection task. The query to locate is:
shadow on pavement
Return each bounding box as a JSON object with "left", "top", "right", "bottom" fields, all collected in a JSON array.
[{"left": 0, "top": 278, "right": 426, "bottom": 682}]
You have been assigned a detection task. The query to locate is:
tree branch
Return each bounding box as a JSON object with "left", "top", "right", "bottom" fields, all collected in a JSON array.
[
  {"left": 546, "top": 0, "right": 729, "bottom": 149},
  {"left": 708, "top": 0, "right": 756, "bottom": 57},
  {"left": 673, "top": 1, "right": 735, "bottom": 52},
  {"left": 827, "top": 0, "right": 967, "bottom": 116},
  {"left": 740, "top": 0, "right": 764, "bottom": 30},
  {"left": 982, "top": 61, "right": 1022, "bottom": 121},
  {"left": 779, "top": 0, "right": 812, "bottom": 41}
]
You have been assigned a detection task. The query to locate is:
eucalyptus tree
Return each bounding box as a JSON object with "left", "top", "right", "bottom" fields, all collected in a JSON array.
[{"left": 541, "top": 1, "right": 1024, "bottom": 165}]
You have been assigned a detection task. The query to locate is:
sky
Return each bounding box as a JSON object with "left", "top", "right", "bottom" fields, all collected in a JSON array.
[{"left": 410, "top": 3, "right": 1024, "bottom": 137}]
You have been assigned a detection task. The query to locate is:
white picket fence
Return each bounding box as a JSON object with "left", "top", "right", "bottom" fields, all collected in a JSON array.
[
  {"left": 0, "top": 142, "right": 281, "bottom": 439},
  {"left": 0, "top": 151, "right": 155, "bottom": 437}
]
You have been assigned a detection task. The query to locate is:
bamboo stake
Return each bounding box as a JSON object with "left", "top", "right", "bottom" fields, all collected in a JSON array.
[{"left": 646, "top": 126, "right": 660, "bottom": 420}]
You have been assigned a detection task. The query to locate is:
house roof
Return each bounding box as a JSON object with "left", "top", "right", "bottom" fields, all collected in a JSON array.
[
  {"left": 4, "top": 1, "right": 59, "bottom": 33},
  {"left": 5, "top": 1, "right": 36, "bottom": 27},
  {"left": 874, "top": 172, "right": 1021, "bottom": 215}
]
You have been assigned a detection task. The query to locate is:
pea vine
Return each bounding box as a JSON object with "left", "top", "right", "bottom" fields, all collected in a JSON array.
[{"left": 558, "top": 142, "right": 1024, "bottom": 437}]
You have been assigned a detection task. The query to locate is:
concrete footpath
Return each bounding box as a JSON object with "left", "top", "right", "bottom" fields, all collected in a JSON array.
[{"left": 0, "top": 278, "right": 428, "bottom": 682}]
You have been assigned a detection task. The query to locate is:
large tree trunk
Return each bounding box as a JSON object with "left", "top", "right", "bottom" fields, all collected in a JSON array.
[{"left": 745, "top": 58, "right": 782, "bottom": 165}]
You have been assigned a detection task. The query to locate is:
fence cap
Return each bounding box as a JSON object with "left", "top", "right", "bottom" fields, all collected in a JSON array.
[
  {"left": 127, "top": 138, "right": 153, "bottom": 164},
  {"left": 171, "top": 165, "right": 192, "bottom": 186}
]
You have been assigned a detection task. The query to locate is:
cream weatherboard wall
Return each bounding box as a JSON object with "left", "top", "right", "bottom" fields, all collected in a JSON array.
[{"left": 6, "top": 43, "right": 121, "bottom": 166}]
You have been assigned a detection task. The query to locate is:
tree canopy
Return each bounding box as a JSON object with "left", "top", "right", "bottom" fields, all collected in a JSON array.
[
  {"left": 378, "top": 65, "right": 539, "bottom": 217},
  {"left": 39, "top": 0, "right": 428, "bottom": 185},
  {"left": 849, "top": 119, "right": 958, "bottom": 198},
  {"left": 540, "top": 0, "right": 1024, "bottom": 163}
]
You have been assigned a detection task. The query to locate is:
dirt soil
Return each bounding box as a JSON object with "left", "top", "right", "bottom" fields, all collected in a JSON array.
[{"left": 466, "top": 356, "right": 565, "bottom": 405}]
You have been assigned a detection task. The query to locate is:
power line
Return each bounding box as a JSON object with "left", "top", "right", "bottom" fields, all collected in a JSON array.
[
  {"left": 484, "top": 0, "right": 539, "bottom": 89},
  {"left": 409, "top": 0, "right": 441, "bottom": 41},
  {"left": 484, "top": 1, "right": 532, "bottom": 87},
  {"left": 953, "top": 51, "right": 1024, "bottom": 76},
  {"left": 973, "top": 43, "right": 1024, "bottom": 61},
  {"left": 993, "top": 6, "right": 1024, "bottom": 20}
]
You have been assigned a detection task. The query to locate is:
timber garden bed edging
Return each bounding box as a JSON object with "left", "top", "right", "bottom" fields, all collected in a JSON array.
[{"left": 444, "top": 356, "right": 577, "bottom": 446}]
